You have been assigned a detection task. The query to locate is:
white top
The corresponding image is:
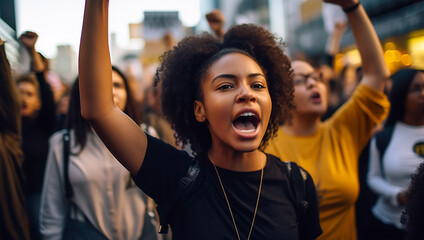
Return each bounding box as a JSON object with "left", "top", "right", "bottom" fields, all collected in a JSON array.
[
  {"left": 39, "top": 129, "right": 148, "bottom": 240},
  {"left": 367, "top": 121, "right": 424, "bottom": 229}
]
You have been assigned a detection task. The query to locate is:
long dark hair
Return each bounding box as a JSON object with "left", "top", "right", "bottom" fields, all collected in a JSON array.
[
  {"left": 0, "top": 43, "right": 18, "bottom": 131},
  {"left": 112, "top": 66, "right": 142, "bottom": 124},
  {"left": 385, "top": 68, "right": 424, "bottom": 127},
  {"left": 66, "top": 66, "right": 141, "bottom": 152}
]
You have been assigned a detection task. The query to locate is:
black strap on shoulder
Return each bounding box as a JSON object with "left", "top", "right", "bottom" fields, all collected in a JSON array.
[
  {"left": 63, "top": 129, "right": 73, "bottom": 199},
  {"left": 286, "top": 161, "right": 309, "bottom": 220},
  {"left": 157, "top": 158, "right": 200, "bottom": 234},
  {"left": 375, "top": 125, "right": 395, "bottom": 179}
]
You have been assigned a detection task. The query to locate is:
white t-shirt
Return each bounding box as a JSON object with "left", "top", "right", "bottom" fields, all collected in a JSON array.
[
  {"left": 368, "top": 121, "right": 424, "bottom": 229},
  {"left": 40, "top": 130, "right": 148, "bottom": 240}
]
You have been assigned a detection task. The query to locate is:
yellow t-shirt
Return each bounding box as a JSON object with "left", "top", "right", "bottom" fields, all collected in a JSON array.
[{"left": 266, "top": 84, "right": 389, "bottom": 240}]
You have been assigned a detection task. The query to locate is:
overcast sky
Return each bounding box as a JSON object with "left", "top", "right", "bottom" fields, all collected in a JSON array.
[{"left": 16, "top": 0, "right": 201, "bottom": 58}]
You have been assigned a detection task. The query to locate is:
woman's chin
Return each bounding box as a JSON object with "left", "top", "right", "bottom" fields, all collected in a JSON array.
[{"left": 232, "top": 141, "right": 261, "bottom": 153}]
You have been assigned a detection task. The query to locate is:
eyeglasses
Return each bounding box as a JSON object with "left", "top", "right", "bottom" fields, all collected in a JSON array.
[{"left": 293, "top": 73, "right": 324, "bottom": 86}]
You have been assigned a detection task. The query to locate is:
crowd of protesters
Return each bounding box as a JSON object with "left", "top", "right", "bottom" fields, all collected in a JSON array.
[{"left": 1, "top": 0, "right": 423, "bottom": 239}]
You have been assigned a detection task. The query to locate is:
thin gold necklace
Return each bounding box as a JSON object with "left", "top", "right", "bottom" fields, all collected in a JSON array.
[{"left": 212, "top": 164, "right": 264, "bottom": 240}]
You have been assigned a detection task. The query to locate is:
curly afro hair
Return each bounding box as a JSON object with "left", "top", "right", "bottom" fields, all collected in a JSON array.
[
  {"left": 154, "top": 24, "right": 294, "bottom": 155},
  {"left": 402, "top": 162, "right": 424, "bottom": 240}
]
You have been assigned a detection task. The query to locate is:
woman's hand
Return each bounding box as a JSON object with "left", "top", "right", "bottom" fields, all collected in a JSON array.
[
  {"left": 19, "top": 31, "right": 38, "bottom": 52},
  {"left": 19, "top": 31, "right": 45, "bottom": 71},
  {"left": 206, "top": 9, "right": 225, "bottom": 40}
]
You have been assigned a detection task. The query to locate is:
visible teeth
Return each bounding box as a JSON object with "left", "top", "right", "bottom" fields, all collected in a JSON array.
[
  {"left": 240, "top": 112, "right": 255, "bottom": 117},
  {"left": 238, "top": 129, "right": 256, "bottom": 133}
]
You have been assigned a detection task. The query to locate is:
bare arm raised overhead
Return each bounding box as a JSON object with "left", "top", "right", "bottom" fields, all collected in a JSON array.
[
  {"left": 19, "top": 31, "right": 45, "bottom": 72},
  {"left": 206, "top": 9, "right": 225, "bottom": 41},
  {"left": 325, "top": 0, "right": 390, "bottom": 91},
  {"left": 79, "top": 0, "right": 146, "bottom": 174}
]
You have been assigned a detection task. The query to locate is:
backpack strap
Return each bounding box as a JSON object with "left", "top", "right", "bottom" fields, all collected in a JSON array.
[
  {"left": 157, "top": 158, "right": 200, "bottom": 234},
  {"left": 63, "top": 129, "right": 73, "bottom": 199},
  {"left": 375, "top": 125, "right": 395, "bottom": 179},
  {"left": 285, "top": 161, "right": 309, "bottom": 220}
]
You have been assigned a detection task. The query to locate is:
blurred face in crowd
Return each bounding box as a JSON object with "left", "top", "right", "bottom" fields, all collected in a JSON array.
[
  {"left": 405, "top": 71, "right": 424, "bottom": 120},
  {"left": 194, "top": 53, "right": 272, "bottom": 153},
  {"left": 19, "top": 81, "right": 41, "bottom": 117},
  {"left": 291, "top": 60, "right": 328, "bottom": 118},
  {"left": 112, "top": 70, "right": 128, "bottom": 112}
]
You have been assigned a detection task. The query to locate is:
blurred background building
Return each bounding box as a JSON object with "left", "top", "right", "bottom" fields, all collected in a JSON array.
[
  {"left": 2, "top": 0, "right": 424, "bottom": 81},
  {"left": 284, "top": 0, "right": 424, "bottom": 74},
  {"left": 0, "top": 0, "right": 19, "bottom": 74}
]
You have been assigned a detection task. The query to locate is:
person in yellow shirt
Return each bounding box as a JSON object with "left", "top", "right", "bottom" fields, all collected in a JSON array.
[{"left": 266, "top": 1, "right": 390, "bottom": 239}]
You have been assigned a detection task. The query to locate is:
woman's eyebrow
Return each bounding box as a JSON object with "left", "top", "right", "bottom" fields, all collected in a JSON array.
[
  {"left": 249, "top": 73, "right": 265, "bottom": 78},
  {"left": 212, "top": 74, "right": 236, "bottom": 83},
  {"left": 212, "top": 73, "right": 265, "bottom": 83}
]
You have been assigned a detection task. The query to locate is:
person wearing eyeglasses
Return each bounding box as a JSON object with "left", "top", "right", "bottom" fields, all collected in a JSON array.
[{"left": 265, "top": 1, "right": 391, "bottom": 239}]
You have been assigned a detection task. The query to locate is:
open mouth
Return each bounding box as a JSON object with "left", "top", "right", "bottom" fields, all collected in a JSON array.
[
  {"left": 232, "top": 112, "right": 260, "bottom": 133},
  {"left": 311, "top": 92, "right": 321, "bottom": 102}
]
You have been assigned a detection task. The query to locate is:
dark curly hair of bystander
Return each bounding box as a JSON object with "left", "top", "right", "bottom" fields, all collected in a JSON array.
[{"left": 402, "top": 162, "right": 424, "bottom": 240}]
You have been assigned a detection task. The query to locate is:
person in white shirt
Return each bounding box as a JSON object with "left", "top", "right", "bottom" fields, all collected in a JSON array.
[
  {"left": 368, "top": 68, "right": 424, "bottom": 240},
  {"left": 39, "top": 67, "right": 159, "bottom": 240}
]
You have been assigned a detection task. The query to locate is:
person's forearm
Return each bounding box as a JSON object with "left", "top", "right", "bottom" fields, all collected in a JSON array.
[
  {"left": 367, "top": 140, "right": 404, "bottom": 203},
  {"left": 325, "top": 26, "right": 344, "bottom": 56},
  {"left": 346, "top": 4, "right": 389, "bottom": 91},
  {"left": 79, "top": 0, "right": 113, "bottom": 120},
  {"left": 28, "top": 49, "right": 45, "bottom": 72},
  {"left": 79, "top": 0, "right": 147, "bottom": 176},
  {"left": 35, "top": 72, "right": 56, "bottom": 131},
  {"left": 214, "top": 28, "right": 224, "bottom": 41},
  {"left": 0, "top": 42, "right": 21, "bottom": 133}
]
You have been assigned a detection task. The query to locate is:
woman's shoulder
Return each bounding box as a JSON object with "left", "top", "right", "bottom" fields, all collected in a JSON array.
[
  {"left": 265, "top": 153, "right": 290, "bottom": 175},
  {"left": 266, "top": 153, "right": 287, "bottom": 166},
  {"left": 48, "top": 129, "right": 80, "bottom": 151},
  {"left": 48, "top": 129, "right": 68, "bottom": 144},
  {"left": 266, "top": 153, "right": 310, "bottom": 179}
]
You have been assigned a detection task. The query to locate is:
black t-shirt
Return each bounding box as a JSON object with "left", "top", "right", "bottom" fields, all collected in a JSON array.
[
  {"left": 22, "top": 72, "right": 56, "bottom": 194},
  {"left": 134, "top": 134, "right": 321, "bottom": 240}
]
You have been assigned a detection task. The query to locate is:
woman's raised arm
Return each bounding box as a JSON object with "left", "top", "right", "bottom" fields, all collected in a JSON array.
[
  {"left": 79, "top": 0, "right": 147, "bottom": 174},
  {"left": 325, "top": 0, "right": 390, "bottom": 91}
]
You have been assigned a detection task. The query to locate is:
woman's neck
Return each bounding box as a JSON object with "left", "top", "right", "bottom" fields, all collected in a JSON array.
[
  {"left": 282, "top": 114, "right": 320, "bottom": 136},
  {"left": 207, "top": 147, "right": 266, "bottom": 172},
  {"left": 402, "top": 113, "right": 424, "bottom": 126}
]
